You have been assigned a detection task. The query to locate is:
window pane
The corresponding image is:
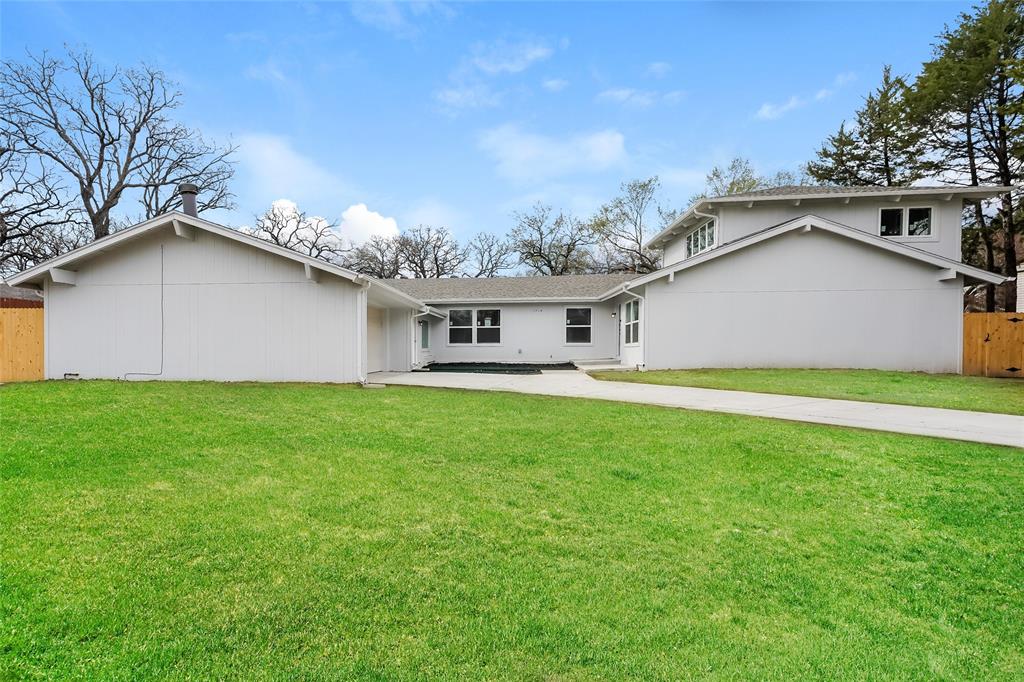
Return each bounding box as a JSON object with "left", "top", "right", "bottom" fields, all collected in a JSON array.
[
  {"left": 566, "top": 326, "right": 592, "bottom": 344},
  {"left": 449, "top": 327, "right": 472, "bottom": 344},
  {"left": 880, "top": 208, "right": 903, "bottom": 236},
  {"left": 707, "top": 224, "right": 715, "bottom": 246},
  {"left": 698, "top": 227, "right": 706, "bottom": 250},
  {"left": 908, "top": 207, "right": 931, "bottom": 236},
  {"left": 420, "top": 323, "right": 429, "bottom": 349},
  {"left": 449, "top": 309, "right": 472, "bottom": 326},
  {"left": 685, "top": 235, "right": 693, "bottom": 258},
  {"left": 476, "top": 309, "right": 500, "bottom": 328},
  {"left": 566, "top": 308, "right": 591, "bottom": 326},
  {"left": 477, "top": 327, "right": 500, "bottom": 344}
]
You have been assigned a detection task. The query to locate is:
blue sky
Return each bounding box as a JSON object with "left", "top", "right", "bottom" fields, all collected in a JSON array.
[{"left": 2, "top": 1, "right": 972, "bottom": 243}]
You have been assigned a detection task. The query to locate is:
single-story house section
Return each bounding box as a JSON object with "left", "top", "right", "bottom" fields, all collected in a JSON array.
[
  {"left": 4, "top": 208, "right": 435, "bottom": 382},
  {"left": 4, "top": 184, "right": 1012, "bottom": 380}
]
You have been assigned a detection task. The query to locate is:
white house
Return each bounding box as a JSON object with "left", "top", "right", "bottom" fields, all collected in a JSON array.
[{"left": 5, "top": 184, "right": 1011, "bottom": 381}]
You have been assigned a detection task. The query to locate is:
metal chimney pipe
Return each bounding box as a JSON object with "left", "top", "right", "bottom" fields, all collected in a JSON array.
[{"left": 178, "top": 183, "right": 199, "bottom": 217}]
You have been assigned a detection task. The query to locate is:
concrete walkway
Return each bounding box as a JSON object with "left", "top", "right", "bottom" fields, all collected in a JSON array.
[{"left": 372, "top": 370, "right": 1024, "bottom": 448}]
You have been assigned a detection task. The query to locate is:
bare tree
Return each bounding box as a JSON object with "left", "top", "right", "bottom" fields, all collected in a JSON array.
[
  {"left": 0, "top": 48, "right": 234, "bottom": 239},
  {"left": 464, "top": 231, "right": 515, "bottom": 277},
  {"left": 346, "top": 234, "right": 403, "bottom": 279},
  {"left": 591, "top": 176, "right": 667, "bottom": 273},
  {"left": 139, "top": 131, "right": 235, "bottom": 218},
  {"left": 396, "top": 225, "right": 465, "bottom": 278},
  {"left": 509, "top": 203, "right": 596, "bottom": 276},
  {"left": 245, "top": 201, "right": 347, "bottom": 263},
  {"left": 0, "top": 139, "right": 81, "bottom": 276}
]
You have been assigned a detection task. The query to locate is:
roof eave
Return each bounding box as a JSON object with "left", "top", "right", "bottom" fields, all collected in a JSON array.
[{"left": 643, "top": 185, "right": 1017, "bottom": 250}]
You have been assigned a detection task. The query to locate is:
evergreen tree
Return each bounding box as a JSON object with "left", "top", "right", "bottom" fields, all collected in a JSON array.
[
  {"left": 911, "top": 0, "right": 1023, "bottom": 310},
  {"left": 807, "top": 66, "right": 930, "bottom": 186}
]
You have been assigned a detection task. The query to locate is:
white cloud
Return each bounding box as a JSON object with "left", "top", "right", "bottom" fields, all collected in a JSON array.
[
  {"left": 470, "top": 39, "right": 553, "bottom": 75},
  {"left": 339, "top": 203, "right": 400, "bottom": 243},
  {"left": 542, "top": 78, "right": 569, "bottom": 92},
  {"left": 403, "top": 198, "right": 464, "bottom": 231},
  {"left": 478, "top": 124, "right": 627, "bottom": 182},
  {"left": 435, "top": 37, "right": 562, "bottom": 112},
  {"left": 598, "top": 88, "right": 657, "bottom": 109},
  {"left": 244, "top": 59, "right": 287, "bottom": 83},
  {"left": 349, "top": 1, "right": 452, "bottom": 38},
  {"left": 647, "top": 61, "right": 672, "bottom": 78},
  {"left": 756, "top": 95, "right": 805, "bottom": 120},
  {"left": 435, "top": 84, "right": 501, "bottom": 110},
  {"left": 835, "top": 71, "right": 857, "bottom": 86},
  {"left": 663, "top": 90, "right": 686, "bottom": 103},
  {"left": 236, "top": 133, "right": 352, "bottom": 211},
  {"left": 755, "top": 71, "right": 858, "bottom": 121}
]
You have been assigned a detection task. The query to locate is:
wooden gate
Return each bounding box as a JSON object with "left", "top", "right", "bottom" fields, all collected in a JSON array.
[
  {"left": 0, "top": 305, "right": 44, "bottom": 382},
  {"left": 963, "top": 313, "right": 1024, "bottom": 378}
]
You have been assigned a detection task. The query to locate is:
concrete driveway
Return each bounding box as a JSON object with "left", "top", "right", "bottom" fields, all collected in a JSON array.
[{"left": 371, "top": 370, "right": 1024, "bottom": 448}]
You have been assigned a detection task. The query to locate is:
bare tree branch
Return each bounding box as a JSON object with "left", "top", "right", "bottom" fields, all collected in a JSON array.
[{"left": 0, "top": 47, "right": 235, "bottom": 239}]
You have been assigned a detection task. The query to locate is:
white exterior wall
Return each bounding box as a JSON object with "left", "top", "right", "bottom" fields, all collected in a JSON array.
[
  {"left": 423, "top": 301, "right": 619, "bottom": 363},
  {"left": 645, "top": 229, "right": 963, "bottom": 373},
  {"left": 45, "top": 227, "right": 363, "bottom": 382},
  {"left": 663, "top": 199, "right": 963, "bottom": 265},
  {"left": 386, "top": 308, "right": 414, "bottom": 371}
]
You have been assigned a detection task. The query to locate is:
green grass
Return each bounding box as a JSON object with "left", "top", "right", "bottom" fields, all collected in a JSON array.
[
  {"left": 2, "top": 381, "right": 1022, "bottom": 680},
  {"left": 589, "top": 368, "right": 1024, "bottom": 415}
]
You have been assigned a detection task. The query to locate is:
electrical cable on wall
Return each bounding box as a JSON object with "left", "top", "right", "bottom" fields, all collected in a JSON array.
[{"left": 123, "top": 244, "right": 165, "bottom": 380}]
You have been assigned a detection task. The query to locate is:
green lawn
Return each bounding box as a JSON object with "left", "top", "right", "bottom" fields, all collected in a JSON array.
[
  {"left": 589, "top": 368, "right": 1024, "bottom": 415},
  {"left": 2, "top": 382, "right": 1022, "bottom": 680}
]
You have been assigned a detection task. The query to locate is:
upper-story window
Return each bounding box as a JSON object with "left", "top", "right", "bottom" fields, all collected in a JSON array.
[
  {"left": 879, "top": 207, "right": 932, "bottom": 238},
  {"left": 685, "top": 220, "right": 716, "bottom": 258}
]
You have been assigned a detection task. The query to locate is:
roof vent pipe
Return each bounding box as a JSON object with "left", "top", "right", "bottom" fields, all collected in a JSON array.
[{"left": 178, "top": 183, "right": 199, "bottom": 217}]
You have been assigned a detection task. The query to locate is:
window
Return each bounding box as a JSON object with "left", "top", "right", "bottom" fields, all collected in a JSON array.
[
  {"left": 624, "top": 300, "right": 640, "bottom": 345},
  {"left": 907, "top": 207, "right": 932, "bottom": 236},
  {"left": 449, "top": 309, "right": 473, "bottom": 344},
  {"left": 879, "top": 207, "right": 932, "bottom": 238},
  {"left": 448, "top": 308, "right": 500, "bottom": 344},
  {"left": 476, "top": 309, "right": 501, "bottom": 344},
  {"left": 684, "top": 220, "right": 716, "bottom": 258},
  {"left": 566, "top": 307, "right": 592, "bottom": 344},
  {"left": 420, "top": 321, "right": 429, "bottom": 350}
]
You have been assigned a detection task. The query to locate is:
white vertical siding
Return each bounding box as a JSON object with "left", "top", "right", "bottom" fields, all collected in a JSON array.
[
  {"left": 645, "top": 229, "right": 963, "bottom": 373},
  {"left": 45, "top": 227, "right": 362, "bottom": 382}
]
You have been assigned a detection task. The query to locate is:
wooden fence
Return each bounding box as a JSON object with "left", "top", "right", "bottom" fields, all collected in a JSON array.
[
  {"left": 963, "top": 313, "right": 1024, "bottom": 378},
  {"left": 0, "top": 306, "right": 44, "bottom": 382}
]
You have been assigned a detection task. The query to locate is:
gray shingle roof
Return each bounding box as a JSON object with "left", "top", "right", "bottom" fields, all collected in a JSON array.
[{"left": 385, "top": 273, "right": 635, "bottom": 302}]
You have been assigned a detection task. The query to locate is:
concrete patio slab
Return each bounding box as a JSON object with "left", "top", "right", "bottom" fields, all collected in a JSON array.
[{"left": 371, "top": 370, "right": 1024, "bottom": 448}]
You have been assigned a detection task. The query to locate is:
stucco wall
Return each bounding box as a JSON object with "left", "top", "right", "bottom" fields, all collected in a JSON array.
[
  {"left": 663, "top": 199, "right": 963, "bottom": 265},
  {"left": 645, "top": 229, "right": 963, "bottom": 373},
  {"left": 45, "top": 227, "right": 363, "bottom": 382},
  {"left": 423, "top": 301, "right": 619, "bottom": 363}
]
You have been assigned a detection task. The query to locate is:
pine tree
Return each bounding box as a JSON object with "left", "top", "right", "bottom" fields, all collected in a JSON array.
[
  {"left": 807, "top": 67, "right": 930, "bottom": 186},
  {"left": 911, "top": 0, "right": 1023, "bottom": 310}
]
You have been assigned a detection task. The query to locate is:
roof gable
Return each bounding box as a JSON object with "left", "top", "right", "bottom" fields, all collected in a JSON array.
[
  {"left": 623, "top": 214, "right": 1008, "bottom": 291},
  {"left": 646, "top": 184, "right": 1014, "bottom": 250}
]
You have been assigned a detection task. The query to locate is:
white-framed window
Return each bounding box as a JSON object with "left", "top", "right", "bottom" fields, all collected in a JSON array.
[
  {"left": 420, "top": 321, "right": 429, "bottom": 349},
  {"left": 624, "top": 300, "right": 640, "bottom": 345},
  {"left": 476, "top": 309, "right": 501, "bottom": 344},
  {"left": 565, "top": 307, "right": 592, "bottom": 344},
  {"left": 685, "top": 219, "right": 716, "bottom": 258},
  {"left": 879, "top": 206, "right": 932, "bottom": 238},
  {"left": 448, "top": 308, "right": 501, "bottom": 345}
]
